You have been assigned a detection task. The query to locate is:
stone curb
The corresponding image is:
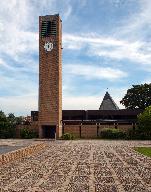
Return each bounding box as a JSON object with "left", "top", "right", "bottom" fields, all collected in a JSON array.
[{"left": 0, "top": 143, "right": 46, "bottom": 166}]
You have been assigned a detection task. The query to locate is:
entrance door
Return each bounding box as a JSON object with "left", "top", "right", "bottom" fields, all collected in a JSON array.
[{"left": 42, "top": 125, "right": 56, "bottom": 139}]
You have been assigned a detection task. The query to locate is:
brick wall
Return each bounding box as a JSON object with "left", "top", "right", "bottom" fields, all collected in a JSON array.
[
  {"left": 81, "top": 125, "right": 97, "bottom": 138},
  {"left": 117, "top": 124, "right": 133, "bottom": 132},
  {"left": 64, "top": 125, "right": 80, "bottom": 138},
  {"left": 16, "top": 122, "right": 133, "bottom": 138},
  {"left": 64, "top": 124, "right": 98, "bottom": 138},
  {"left": 64, "top": 123, "right": 133, "bottom": 138},
  {"left": 16, "top": 121, "right": 39, "bottom": 138}
]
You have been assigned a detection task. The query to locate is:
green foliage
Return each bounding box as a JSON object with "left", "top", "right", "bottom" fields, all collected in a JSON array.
[
  {"left": 20, "top": 128, "right": 38, "bottom": 139},
  {"left": 0, "top": 110, "right": 37, "bottom": 139},
  {"left": 62, "top": 133, "right": 75, "bottom": 140},
  {"left": 7, "top": 113, "right": 16, "bottom": 123},
  {"left": 15, "top": 116, "right": 23, "bottom": 125},
  {"left": 0, "top": 121, "right": 16, "bottom": 138},
  {"left": 100, "top": 128, "right": 126, "bottom": 139},
  {"left": 0, "top": 110, "right": 7, "bottom": 122},
  {"left": 126, "top": 106, "right": 151, "bottom": 140},
  {"left": 0, "top": 110, "right": 24, "bottom": 138},
  {"left": 120, "top": 84, "right": 151, "bottom": 109},
  {"left": 127, "top": 129, "right": 151, "bottom": 140},
  {"left": 134, "top": 147, "right": 151, "bottom": 157},
  {"left": 137, "top": 106, "right": 151, "bottom": 133},
  {"left": 0, "top": 111, "right": 16, "bottom": 138}
]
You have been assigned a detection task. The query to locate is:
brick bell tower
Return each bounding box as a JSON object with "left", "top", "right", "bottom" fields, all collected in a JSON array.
[{"left": 39, "top": 14, "right": 62, "bottom": 139}]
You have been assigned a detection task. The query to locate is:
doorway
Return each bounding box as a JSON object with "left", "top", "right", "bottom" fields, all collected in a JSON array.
[{"left": 42, "top": 125, "right": 56, "bottom": 139}]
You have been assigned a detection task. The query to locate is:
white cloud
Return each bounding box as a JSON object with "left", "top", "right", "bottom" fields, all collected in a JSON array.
[
  {"left": 62, "top": 72, "right": 128, "bottom": 109},
  {"left": 0, "top": 28, "right": 38, "bottom": 60},
  {"left": 63, "top": 5, "right": 72, "bottom": 20},
  {"left": 63, "top": 33, "right": 151, "bottom": 67},
  {"left": 63, "top": 85, "right": 127, "bottom": 110},
  {"left": 63, "top": 33, "right": 129, "bottom": 46},
  {"left": 0, "top": 0, "right": 150, "bottom": 115},
  {"left": 64, "top": 64, "right": 127, "bottom": 80},
  {"left": 0, "top": 58, "right": 17, "bottom": 71},
  {"left": 62, "top": 85, "right": 128, "bottom": 110},
  {"left": 63, "top": 93, "right": 124, "bottom": 110},
  {"left": 63, "top": 95, "right": 101, "bottom": 110},
  {"left": 0, "top": 0, "right": 40, "bottom": 75},
  {"left": 0, "top": 0, "right": 72, "bottom": 65},
  {"left": 117, "top": 0, "right": 151, "bottom": 38},
  {"left": 0, "top": 73, "right": 38, "bottom": 96},
  {"left": 0, "top": 0, "right": 74, "bottom": 115},
  {"left": 0, "top": 58, "right": 5, "bottom": 65},
  {"left": 0, "top": 94, "right": 38, "bottom": 116}
]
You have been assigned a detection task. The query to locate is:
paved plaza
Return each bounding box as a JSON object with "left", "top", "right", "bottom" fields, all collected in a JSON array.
[
  {"left": 0, "top": 139, "right": 38, "bottom": 154},
  {"left": 0, "top": 140, "right": 151, "bottom": 192}
]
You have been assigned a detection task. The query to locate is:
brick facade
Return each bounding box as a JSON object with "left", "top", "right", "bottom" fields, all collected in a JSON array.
[
  {"left": 32, "top": 15, "right": 139, "bottom": 139},
  {"left": 81, "top": 125, "right": 98, "bottom": 138},
  {"left": 16, "top": 121, "right": 39, "bottom": 138},
  {"left": 63, "top": 123, "right": 133, "bottom": 138},
  {"left": 16, "top": 122, "right": 133, "bottom": 139},
  {"left": 63, "top": 125, "right": 81, "bottom": 138},
  {"left": 38, "top": 14, "right": 62, "bottom": 138}
]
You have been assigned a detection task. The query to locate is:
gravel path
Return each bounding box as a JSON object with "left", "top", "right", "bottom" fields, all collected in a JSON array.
[{"left": 0, "top": 140, "right": 151, "bottom": 192}]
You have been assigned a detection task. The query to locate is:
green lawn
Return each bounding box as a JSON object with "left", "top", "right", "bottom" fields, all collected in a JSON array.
[{"left": 134, "top": 147, "right": 151, "bottom": 157}]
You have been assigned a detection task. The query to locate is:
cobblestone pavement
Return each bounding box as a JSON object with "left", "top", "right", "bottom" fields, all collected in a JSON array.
[{"left": 0, "top": 140, "right": 151, "bottom": 192}]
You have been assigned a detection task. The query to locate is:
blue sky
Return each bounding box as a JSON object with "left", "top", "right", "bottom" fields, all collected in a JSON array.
[{"left": 0, "top": 0, "right": 151, "bottom": 115}]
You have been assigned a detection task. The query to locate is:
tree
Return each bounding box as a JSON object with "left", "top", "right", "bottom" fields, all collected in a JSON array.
[
  {"left": 0, "top": 110, "right": 7, "bottom": 122},
  {"left": 0, "top": 111, "right": 16, "bottom": 138},
  {"left": 137, "top": 106, "right": 151, "bottom": 133},
  {"left": 120, "top": 83, "right": 151, "bottom": 109},
  {"left": 15, "top": 116, "right": 23, "bottom": 125},
  {"left": 7, "top": 113, "right": 16, "bottom": 124},
  {"left": 20, "top": 128, "right": 38, "bottom": 139}
]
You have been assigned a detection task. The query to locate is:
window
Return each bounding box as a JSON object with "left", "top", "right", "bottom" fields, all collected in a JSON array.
[{"left": 41, "top": 20, "right": 57, "bottom": 37}]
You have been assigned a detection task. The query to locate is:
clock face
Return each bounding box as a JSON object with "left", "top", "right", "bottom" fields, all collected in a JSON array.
[{"left": 44, "top": 42, "right": 53, "bottom": 51}]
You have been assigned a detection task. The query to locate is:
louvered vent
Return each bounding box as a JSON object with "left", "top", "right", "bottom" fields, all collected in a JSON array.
[{"left": 41, "top": 20, "right": 57, "bottom": 37}]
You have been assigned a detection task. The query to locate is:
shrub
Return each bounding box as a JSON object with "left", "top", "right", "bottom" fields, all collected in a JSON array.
[
  {"left": 62, "top": 133, "right": 75, "bottom": 140},
  {"left": 20, "top": 128, "right": 38, "bottom": 139},
  {"left": 127, "top": 128, "right": 151, "bottom": 140},
  {"left": 0, "top": 122, "right": 16, "bottom": 138},
  {"left": 137, "top": 106, "right": 151, "bottom": 133},
  {"left": 100, "top": 128, "right": 126, "bottom": 139},
  {"left": 0, "top": 111, "right": 16, "bottom": 138}
]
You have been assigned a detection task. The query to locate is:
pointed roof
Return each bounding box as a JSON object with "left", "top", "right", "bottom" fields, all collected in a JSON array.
[{"left": 99, "top": 92, "right": 119, "bottom": 110}]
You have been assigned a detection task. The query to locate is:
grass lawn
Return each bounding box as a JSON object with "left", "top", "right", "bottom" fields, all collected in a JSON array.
[{"left": 134, "top": 147, "right": 151, "bottom": 157}]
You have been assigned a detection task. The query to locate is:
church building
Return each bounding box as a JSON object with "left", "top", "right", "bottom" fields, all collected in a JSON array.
[{"left": 30, "top": 14, "right": 142, "bottom": 139}]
